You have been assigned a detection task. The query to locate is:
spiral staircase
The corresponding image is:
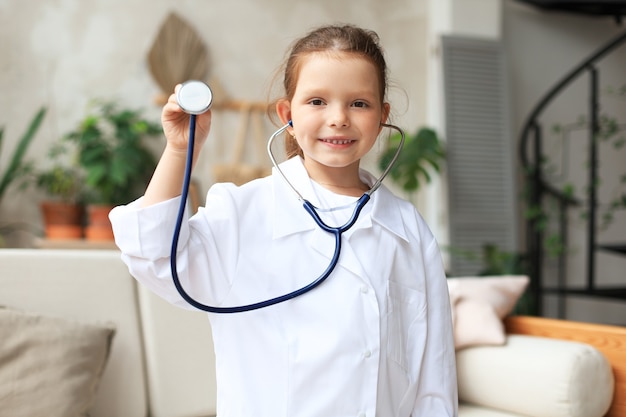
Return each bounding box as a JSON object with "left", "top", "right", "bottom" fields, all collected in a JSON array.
[{"left": 517, "top": 0, "right": 626, "bottom": 315}]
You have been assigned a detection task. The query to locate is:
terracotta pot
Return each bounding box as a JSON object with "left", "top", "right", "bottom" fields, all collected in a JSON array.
[
  {"left": 85, "top": 204, "right": 115, "bottom": 241},
  {"left": 40, "top": 201, "right": 84, "bottom": 240}
]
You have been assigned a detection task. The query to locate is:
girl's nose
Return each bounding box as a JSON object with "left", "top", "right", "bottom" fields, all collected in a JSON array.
[{"left": 329, "top": 106, "right": 349, "bottom": 128}]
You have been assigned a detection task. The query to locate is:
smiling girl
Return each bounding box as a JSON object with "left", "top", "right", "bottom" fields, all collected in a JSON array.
[{"left": 110, "top": 24, "right": 457, "bottom": 417}]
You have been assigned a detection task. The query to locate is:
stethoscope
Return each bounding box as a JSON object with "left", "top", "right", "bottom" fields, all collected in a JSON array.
[{"left": 171, "top": 80, "right": 405, "bottom": 313}]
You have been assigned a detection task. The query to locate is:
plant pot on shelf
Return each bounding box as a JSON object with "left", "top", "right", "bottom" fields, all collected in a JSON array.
[
  {"left": 84, "top": 204, "right": 115, "bottom": 241},
  {"left": 40, "top": 201, "right": 84, "bottom": 240}
]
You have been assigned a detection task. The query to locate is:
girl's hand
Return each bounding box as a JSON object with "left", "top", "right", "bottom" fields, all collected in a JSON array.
[
  {"left": 141, "top": 85, "right": 212, "bottom": 207},
  {"left": 161, "top": 84, "right": 212, "bottom": 153}
]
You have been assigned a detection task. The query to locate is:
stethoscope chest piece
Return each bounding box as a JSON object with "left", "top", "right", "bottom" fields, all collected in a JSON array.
[{"left": 177, "top": 80, "right": 213, "bottom": 115}]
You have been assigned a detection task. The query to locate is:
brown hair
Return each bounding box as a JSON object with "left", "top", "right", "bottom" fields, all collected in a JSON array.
[{"left": 271, "top": 24, "right": 389, "bottom": 159}]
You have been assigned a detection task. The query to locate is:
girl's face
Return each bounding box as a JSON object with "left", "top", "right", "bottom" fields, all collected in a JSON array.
[{"left": 277, "top": 52, "right": 390, "bottom": 183}]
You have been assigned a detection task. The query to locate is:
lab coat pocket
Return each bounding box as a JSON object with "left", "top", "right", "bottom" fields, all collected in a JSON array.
[{"left": 387, "top": 280, "right": 426, "bottom": 370}]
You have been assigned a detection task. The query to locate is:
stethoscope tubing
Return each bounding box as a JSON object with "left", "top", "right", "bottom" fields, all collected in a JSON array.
[{"left": 170, "top": 115, "right": 403, "bottom": 313}]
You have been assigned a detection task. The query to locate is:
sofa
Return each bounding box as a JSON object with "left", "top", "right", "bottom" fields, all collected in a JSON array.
[{"left": 0, "top": 248, "right": 624, "bottom": 417}]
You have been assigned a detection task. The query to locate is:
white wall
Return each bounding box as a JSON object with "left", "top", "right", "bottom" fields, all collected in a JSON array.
[{"left": 0, "top": 0, "right": 432, "bottom": 246}]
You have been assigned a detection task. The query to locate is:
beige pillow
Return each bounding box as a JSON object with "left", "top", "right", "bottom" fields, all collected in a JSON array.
[
  {"left": 447, "top": 275, "right": 529, "bottom": 350},
  {"left": 0, "top": 307, "right": 116, "bottom": 417}
]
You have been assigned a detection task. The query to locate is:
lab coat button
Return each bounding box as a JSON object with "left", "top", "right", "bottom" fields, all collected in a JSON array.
[
  {"left": 363, "top": 350, "right": 372, "bottom": 358},
  {"left": 357, "top": 413, "right": 366, "bottom": 417},
  {"left": 360, "top": 285, "right": 369, "bottom": 294}
]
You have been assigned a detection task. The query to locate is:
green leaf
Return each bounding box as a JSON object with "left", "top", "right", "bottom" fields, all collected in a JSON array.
[
  {"left": 0, "top": 107, "right": 47, "bottom": 201},
  {"left": 64, "top": 100, "right": 161, "bottom": 205},
  {"left": 378, "top": 127, "right": 445, "bottom": 192}
]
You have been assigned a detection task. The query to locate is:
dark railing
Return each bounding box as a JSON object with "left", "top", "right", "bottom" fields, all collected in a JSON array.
[{"left": 519, "top": 29, "right": 626, "bottom": 316}]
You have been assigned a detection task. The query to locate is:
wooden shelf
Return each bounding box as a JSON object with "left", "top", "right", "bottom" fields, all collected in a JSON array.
[
  {"left": 212, "top": 99, "right": 268, "bottom": 112},
  {"left": 153, "top": 94, "right": 268, "bottom": 112},
  {"left": 33, "top": 238, "right": 119, "bottom": 250}
]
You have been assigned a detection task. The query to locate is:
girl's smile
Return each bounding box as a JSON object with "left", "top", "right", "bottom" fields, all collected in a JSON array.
[{"left": 320, "top": 137, "right": 355, "bottom": 146}]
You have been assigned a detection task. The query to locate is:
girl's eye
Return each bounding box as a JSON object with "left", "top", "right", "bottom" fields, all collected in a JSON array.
[
  {"left": 352, "top": 101, "right": 369, "bottom": 108},
  {"left": 309, "top": 99, "right": 325, "bottom": 106}
]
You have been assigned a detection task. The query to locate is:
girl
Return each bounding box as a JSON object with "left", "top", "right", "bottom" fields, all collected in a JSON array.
[{"left": 110, "top": 24, "right": 457, "bottom": 417}]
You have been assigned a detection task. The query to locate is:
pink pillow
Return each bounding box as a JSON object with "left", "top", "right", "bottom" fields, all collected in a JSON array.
[{"left": 447, "top": 276, "right": 529, "bottom": 350}]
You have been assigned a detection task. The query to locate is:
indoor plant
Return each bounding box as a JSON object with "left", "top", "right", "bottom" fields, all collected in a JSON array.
[
  {"left": 17, "top": 139, "right": 86, "bottom": 240},
  {"left": 377, "top": 126, "right": 445, "bottom": 192},
  {"left": 64, "top": 100, "right": 162, "bottom": 240},
  {"left": 35, "top": 160, "right": 85, "bottom": 239},
  {"left": 0, "top": 107, "right": 47, "bottom": 246}
]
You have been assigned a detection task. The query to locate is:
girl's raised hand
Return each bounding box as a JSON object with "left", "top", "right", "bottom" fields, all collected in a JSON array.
[{"left": 161, "top": 84, "right": 212, "bottom": 153}]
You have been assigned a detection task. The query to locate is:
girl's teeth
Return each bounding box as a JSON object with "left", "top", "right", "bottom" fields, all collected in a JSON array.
[{"left": 326, "top": 139, "right": 351, "bottom": 144}]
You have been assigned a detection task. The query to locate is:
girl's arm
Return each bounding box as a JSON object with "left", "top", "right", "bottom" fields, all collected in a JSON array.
[{"left": 142, "top": 85, "right": 212, "bottom": 207}]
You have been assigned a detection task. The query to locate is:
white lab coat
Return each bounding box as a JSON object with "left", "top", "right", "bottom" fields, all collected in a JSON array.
[{"left": 110, "top": 156, "right": 457, "bottom": 417}]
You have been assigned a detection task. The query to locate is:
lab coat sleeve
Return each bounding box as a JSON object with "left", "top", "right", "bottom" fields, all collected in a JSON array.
[
  {"left": 109, "top": 186, "right": 242, "bottom": 310},
  {"left": 412, "top": 238, "right": 458, "bottom": 417}
]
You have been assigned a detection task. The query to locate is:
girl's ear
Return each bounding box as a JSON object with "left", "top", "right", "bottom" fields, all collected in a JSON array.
[
  {"left": 378, "top": 102, "right": 391, "bottom": 134},
  {"left": 381, "top": 102, "right": 391, "bottom": 125},
  {"left": 276, "top": 99, "right": 292, "bottom": 126}
]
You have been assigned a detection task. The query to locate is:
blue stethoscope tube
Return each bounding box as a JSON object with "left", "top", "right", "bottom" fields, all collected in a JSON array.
[{"left": 170, "top": 88, "right": 404, "bottom": 313}]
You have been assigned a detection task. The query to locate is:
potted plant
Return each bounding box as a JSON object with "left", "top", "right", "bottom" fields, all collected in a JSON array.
[
  {"left": 63, "top": 100, "right": 162, "bottom": 240},
  {"left": 378, "top": 126, "right": 445, "bottom": 192},
  {"left": 36, "top": 160, "right": 85, "bottom": 239},
  {"left": 14, "top": 137, "right": 86, "bottom": 240}
]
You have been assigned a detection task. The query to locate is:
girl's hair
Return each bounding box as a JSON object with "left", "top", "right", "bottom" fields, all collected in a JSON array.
[{"left": 273, "top": 24, "right": 388, "bottom": 159}]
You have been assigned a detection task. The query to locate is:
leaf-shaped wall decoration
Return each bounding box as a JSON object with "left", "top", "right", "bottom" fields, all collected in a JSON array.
[{"left": 147, "top": 12, "right": 210, "bottom": 98}]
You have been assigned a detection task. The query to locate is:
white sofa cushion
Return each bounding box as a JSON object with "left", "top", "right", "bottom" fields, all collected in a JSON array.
[
  {"left": 456, "top": 334, "right": 614, "bottom": 417},
  {"left": 459, "top": 403, "right": 526, "bottom": 417},
  {"left": 137, "top": 284, "right": 217, "bottom": 417}
]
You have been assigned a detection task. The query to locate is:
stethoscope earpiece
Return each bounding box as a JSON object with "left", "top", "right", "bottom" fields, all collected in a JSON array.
[{"left": 177, "top": 80, "right": 213, "bottom": 115}]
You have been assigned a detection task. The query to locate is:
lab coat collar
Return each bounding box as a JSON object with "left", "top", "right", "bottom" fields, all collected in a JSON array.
[{"left": 272, "top": 157, "right": 409, "bottom": 243}]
